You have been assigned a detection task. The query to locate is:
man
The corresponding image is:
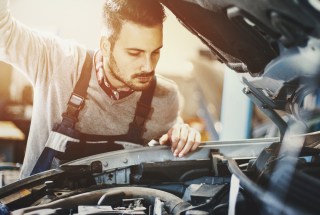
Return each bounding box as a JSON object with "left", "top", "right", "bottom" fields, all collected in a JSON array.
[{"left": 0, "top": 0, "right": 201, "bottom": 179}]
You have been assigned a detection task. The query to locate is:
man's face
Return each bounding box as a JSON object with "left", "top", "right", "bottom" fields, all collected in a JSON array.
[{"left": 103, "top": 21, "right": 163, "bottom": 91}]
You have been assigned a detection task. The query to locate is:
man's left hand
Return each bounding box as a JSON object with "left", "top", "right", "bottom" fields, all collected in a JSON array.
[{"left": 159, "top": 123, "right": 201, "bottom": 157}]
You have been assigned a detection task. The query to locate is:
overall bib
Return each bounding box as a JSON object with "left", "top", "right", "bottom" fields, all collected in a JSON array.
[{"left": 31, "top": 52, "right": 157, "bottom": 175}]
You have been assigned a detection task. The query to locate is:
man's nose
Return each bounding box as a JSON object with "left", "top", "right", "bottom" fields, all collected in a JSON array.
[{"left": 141, "top": 56, "right": 154, "bottom": 72}]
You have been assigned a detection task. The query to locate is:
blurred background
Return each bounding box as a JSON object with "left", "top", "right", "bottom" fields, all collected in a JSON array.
[{"left": 0, "top": 0, "right": 273, "bottom": 185}]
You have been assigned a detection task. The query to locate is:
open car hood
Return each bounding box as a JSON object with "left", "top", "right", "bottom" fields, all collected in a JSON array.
[
  {"left": 160, "top": 0, "right": 320, "bottom": 75},
  {"left": 160, "top": 0, "right": 320, "bottom": 136}
]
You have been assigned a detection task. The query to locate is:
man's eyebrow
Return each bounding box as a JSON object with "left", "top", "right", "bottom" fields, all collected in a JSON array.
[
  {"left": 153, "top": 45, "right": 163, "bottom": 52},
  {"left": 126, "top": 45, "right": 163, "bottom": 52},
  {"left": 126, "top": 48, "right": 143, "bottom": 52}
]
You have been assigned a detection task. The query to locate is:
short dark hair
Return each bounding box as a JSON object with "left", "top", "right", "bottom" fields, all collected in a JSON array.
[{"left": 102, "top": 0, "right": 166, "bottom": 43}]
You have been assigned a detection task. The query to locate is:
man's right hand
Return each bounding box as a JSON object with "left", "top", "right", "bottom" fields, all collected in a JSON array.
[{"left": 159, "top": 123, "right": 201, "bottom": 158}]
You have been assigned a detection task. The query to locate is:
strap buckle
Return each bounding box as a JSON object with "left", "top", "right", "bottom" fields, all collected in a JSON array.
[
  {"left": 68, "top": 93, "right": 85, "bottom": 110},
  {"left": 60, "top": 93, "right": 85, "bottom": 129}
]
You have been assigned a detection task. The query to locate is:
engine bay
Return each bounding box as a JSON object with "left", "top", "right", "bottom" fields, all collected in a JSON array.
[{"left": 0, "top": 136, "right": 319, "bottom": 215}]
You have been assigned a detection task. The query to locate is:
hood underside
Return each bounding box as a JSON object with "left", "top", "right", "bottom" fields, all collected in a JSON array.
[{"left": 160, "top": 0, "right": 320, "bottom": 76}]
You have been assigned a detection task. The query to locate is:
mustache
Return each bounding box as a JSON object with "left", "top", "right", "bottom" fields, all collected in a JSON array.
[{"left": 132, "top": 71, "right": 155, "bottom": 78}]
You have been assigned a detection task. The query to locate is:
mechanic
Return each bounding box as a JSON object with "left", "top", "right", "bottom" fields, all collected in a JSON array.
[{"left": 0, "top": 0, "right": 201, "bottom": 178}]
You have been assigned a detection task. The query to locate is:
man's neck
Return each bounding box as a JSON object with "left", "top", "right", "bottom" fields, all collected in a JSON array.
[
  {"left": 104, "top": 73, "right": 132, "bottom": 92},
  {"left": 104, "top": 70, "right": 124, "bottom": 89},
  {"left": 95, "top": 51, "right": 134, "bottom": 100},
  {"left": 102, "top": 61, "right": 130, "bottom": 91},
  {"left": 102, "top": 62, "right": 128, "bottom": 91}
]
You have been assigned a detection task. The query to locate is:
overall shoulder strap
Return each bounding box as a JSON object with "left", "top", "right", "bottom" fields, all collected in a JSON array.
[
  {"left": 31, "top": 52, "right": 93, "bottom": 175},
  {"left": 127, "top": 76, "right": 157, "bottom": 143},
  {"left": 54, "top": 51, "right": 93, "bottom": 137}
]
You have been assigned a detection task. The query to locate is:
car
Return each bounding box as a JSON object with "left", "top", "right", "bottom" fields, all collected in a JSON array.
[{"left": 1, "top": 0, "right": 320, "bottom": 214}]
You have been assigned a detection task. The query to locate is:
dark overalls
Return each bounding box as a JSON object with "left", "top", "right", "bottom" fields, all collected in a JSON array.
[{"left": 31, "top": 52, "right": 157, "bottom": 175}]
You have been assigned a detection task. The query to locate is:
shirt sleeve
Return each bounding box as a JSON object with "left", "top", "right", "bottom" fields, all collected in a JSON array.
[{"left": 0, "top": 0, "right": 7, "bottom": 14}]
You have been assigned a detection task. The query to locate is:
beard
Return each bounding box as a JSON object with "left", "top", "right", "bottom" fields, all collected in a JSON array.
[{"left": 108, "top": 53, "right": 154, "bottom": 91}]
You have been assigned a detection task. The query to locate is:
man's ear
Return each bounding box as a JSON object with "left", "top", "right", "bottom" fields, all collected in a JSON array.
[{"left": 100, "top": 36, "right": 111, "bottom": 56}]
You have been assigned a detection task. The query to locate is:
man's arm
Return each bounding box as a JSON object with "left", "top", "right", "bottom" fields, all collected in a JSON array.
[
  {"left": 153, "top": 77, "right": 202, "bottom": 157},
  {"left": 0, "top": 0, "right": 74, "bottom": 85},
  {"left": 0, "top": 0, "right": 6, "bottom": 14},
  {"left": 0, "top": 0, "right": 45, "bottom": 84}
]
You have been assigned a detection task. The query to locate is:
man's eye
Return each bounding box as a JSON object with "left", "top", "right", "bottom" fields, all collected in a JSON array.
[
  {"left": 128, "top": 52, "right": 140, "bottom": 56},
  {"left": 154, "top": 51, "right": 160, "bottom": 56}
]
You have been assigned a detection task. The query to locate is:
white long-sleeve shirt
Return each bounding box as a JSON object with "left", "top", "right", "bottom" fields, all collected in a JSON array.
[{"left": 0, "top": 0, "right": 181, "bottom": 178}]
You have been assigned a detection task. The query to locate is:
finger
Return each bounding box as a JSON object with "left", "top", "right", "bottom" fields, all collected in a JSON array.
[
  {"left": 170, "top": 126, "right": 181, "bottom": 151},
  {"left": 159, "top": 133, "right": 169, "bottom": 145},
  {"left": 178, "top": 130, "right": 196, "bottom": 157},
  {"left": 191, "top": 131, "right": 201, "bottom": 151},
  {"left": 173, "top": 124, "right": 189, "bottom": 156}
]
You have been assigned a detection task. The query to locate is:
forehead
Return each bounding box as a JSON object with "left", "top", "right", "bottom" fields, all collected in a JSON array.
[{"left": 115, "top": 21, "right": 163, "bottom": 51}]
